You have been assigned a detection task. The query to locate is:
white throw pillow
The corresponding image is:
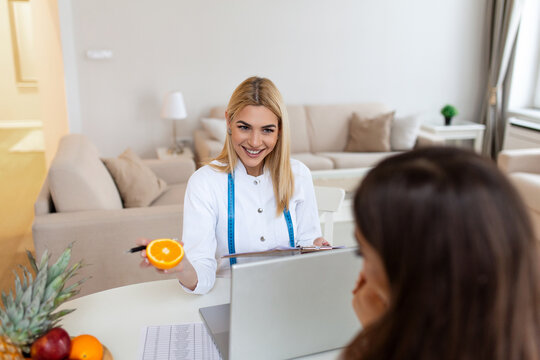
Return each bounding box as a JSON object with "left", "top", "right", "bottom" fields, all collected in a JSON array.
[
  {"left": 201, "top": 118, "right": 227, "bottom": 143},
  {"left": 391, "top": 114, "right": 421, "bottom": 150}
]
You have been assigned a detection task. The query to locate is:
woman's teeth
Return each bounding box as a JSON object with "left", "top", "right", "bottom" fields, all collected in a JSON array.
[{"left": 246, "top": 148, "right": 262, "bottom": 155}]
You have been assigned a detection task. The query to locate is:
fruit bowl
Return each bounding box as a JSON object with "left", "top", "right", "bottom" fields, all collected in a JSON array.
[{"left": 102, "top": 345, "right": 113, "bottom": 360}]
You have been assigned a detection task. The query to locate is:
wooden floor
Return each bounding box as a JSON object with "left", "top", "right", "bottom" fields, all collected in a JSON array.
[{"left": 0, "top": 128, "right": 46, "bottom": 295}]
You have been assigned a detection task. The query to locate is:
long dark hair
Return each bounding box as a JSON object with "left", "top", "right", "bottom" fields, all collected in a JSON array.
[{"left": 344, "top": 147, "right": 540, "bottom": 360}]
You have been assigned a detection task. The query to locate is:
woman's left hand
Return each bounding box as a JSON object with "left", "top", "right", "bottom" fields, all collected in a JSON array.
[{"left": 313, "top": 237, "right": 330, "bottom": 247}]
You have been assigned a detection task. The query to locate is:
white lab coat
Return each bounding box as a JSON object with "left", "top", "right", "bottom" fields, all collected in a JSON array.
[{"left": 181, "top": 159, "right": 322, "bottom": 294}]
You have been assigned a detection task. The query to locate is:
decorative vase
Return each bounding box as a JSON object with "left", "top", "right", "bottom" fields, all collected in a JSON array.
[{"left": 444, "top": 116, "right": 453, "bottom": 126}]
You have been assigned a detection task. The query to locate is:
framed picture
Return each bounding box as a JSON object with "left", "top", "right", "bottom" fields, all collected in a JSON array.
[{"left": 8, "top": 0, "right": 38, "bottom": 88}]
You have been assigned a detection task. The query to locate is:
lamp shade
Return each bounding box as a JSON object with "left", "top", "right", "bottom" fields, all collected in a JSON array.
[{"left": 161, "top": 91, "right": 187, "bottom": 120}]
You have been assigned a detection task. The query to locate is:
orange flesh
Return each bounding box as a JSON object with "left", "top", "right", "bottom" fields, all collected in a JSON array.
[{"left": 147, "top": 238, "right": 184, "bottom": 270}]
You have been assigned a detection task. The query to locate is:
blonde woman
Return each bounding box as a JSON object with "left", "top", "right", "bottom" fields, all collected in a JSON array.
[{"left": 138, "top": 77, "right": 326, "bottom": 294}]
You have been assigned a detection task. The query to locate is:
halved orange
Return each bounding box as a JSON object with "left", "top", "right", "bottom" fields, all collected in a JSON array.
[{"left": 146, "top": 238, "right": 184, "bottom": 270}]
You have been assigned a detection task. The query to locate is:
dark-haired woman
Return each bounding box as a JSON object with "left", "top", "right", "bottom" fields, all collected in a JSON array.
[{"left": 344, "top": 147, "right": 540, "bottom": 360}]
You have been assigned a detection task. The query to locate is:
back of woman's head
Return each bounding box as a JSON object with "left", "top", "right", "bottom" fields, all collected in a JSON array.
[{"left": 347, "top": 147, "right": 540, "bottom": 360}]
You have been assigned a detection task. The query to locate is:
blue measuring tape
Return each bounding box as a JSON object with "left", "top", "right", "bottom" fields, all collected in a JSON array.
[{"left": 227, "top": 172, "right": 294, "bottom": 266}]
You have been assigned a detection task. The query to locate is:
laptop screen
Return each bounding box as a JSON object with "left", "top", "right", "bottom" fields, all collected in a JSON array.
[{"left": 201, "top": 248, "right": 363, "bottom": 360}]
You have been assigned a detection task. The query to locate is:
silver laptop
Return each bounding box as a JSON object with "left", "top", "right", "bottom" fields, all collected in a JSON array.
[{"left": 199, "top": 248, "right": 363, "bottom": 360}]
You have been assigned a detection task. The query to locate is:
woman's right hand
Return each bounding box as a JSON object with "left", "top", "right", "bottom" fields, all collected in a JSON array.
[
  {"left": 136, "top": 237, "right": 198, "bottom": 291},
  {"left": 136, "top": 237, "right": 185, "bottom": 274},
  {"left": 352, "top": 271, "right": 389, "bottom": 327}
]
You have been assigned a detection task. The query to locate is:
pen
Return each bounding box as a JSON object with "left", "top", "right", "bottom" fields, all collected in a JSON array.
[
  {"left": 126, "top": 245, "right": 146, "bottom": 254},
  {"left": 126, "top": 238, "right": 179, "bottom": 253}
]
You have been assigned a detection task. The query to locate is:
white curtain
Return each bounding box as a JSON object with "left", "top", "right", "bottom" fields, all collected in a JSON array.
[{"left": 481, "top": 0, "right": 524, "bottom": 157}]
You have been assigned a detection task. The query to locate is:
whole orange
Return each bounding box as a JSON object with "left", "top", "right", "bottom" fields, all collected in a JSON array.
[{"left": 69, "top": 334, "right": 103, "bottom": 360}]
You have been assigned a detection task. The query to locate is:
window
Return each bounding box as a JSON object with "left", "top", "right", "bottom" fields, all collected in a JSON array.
[
  {"left": 509, "top": 0, "right": 540, "bottom": 115},
  {"left": 535, "top": 64, "right": 540, "bottom": 109}
]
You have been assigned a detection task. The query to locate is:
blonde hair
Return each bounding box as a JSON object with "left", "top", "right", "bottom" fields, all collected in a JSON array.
[{"left": 210, "top": 76, "right": 294, "bottom": 215}]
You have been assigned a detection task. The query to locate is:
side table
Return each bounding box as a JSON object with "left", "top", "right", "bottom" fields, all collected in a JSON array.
[
  {"left": 419, "top": 119, "right": 486, "bottom": 153},
  {"left": 156, "top": 146, "right": 194, "bottom": 160}
]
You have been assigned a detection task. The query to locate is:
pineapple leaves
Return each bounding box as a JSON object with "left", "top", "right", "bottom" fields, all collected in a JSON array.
[
  {"left": 13, "top": 272, "right": 24, "bottom": 303},
  {"left": 26, "top": 250, "right": 38, "bottom": 273},
  {"left": 26, "top": 269, "right": 48, "bottom": 319},
  {"left": 1, "top": 291, "right": 14, "bottom": 314},
  {"left": 47, "top": 245, "right": 72, "bottom": 283},
  {"left": 50, "top": 309, "right": 75, "bottom": 321},
  {"left": 38, "top": 250, "right": 50, "bottom": 272},
  {"left": 5, "top": 296, "right": 22, "bottom": 324},
  {"left": 18, "top": 275, "right": 33, "bottom": 309},
  {"left": 1, "top": 244, "right": 86, "bottom": 351}
]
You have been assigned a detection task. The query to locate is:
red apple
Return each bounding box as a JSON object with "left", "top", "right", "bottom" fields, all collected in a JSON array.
[{"left": 30, "top": 327, "right": 71, "bottom": 360}]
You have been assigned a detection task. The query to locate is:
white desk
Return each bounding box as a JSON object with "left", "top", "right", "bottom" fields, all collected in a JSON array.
[
  {"left": 58, "top": 279, "right": 342, "bottom": 360},
  {"left": 419, "top": 119, "right": 486, "bottom": 153}
]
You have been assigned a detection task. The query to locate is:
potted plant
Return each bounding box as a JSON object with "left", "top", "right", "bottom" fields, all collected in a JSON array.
[{"left": 440, "top": 105, "right": 458, "bottom": 126}]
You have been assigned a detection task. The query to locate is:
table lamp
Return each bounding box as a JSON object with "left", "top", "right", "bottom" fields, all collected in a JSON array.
[{"left": 161, "top": 91, "right": 187, "bottom": 154}]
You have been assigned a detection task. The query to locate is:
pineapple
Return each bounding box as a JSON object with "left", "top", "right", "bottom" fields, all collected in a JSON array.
[
  {"left": 0, "top": 336, "right": 23, "bottom": 360},
  {"left": 0, "top": 244, "right": 85, "bottom": 354}
]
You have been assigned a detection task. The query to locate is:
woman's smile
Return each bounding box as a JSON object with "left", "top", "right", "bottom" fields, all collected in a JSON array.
[{"left": 243, "top": 146, "right": 265, "bottom": 157}]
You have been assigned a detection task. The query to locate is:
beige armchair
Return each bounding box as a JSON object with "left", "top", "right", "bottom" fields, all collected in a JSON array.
[
  {"left": 33, "top": 134, "right": 195, "bottom": 297},
  {"left": 498, "top": 148, "right": 540, "bottom": 240}
]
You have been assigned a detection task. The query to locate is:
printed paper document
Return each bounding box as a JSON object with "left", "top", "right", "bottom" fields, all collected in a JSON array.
[{"left": 139, "top": 323, "right": 221, "bottom": 360}]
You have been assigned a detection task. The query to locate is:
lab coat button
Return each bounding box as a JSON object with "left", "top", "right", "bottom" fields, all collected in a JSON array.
[
  {"left": 257, "top": 208, "right": 263, "bottom": 213},
  {"left": 253, "top": 180, "right": 259, "bottom": 185},
  {"left": 260, "top": 236, "right": 265, "bottom": 242}
]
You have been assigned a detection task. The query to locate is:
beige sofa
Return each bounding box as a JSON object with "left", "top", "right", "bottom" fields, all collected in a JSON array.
[
  {"left": 498, "top": 148, "right": 540, "bottom": 241},
  {"left": 33, "top": 134, "right": 195, "bottom": 296},
  {"left": 194, "top": 103, "right": 442, "bottom": 169}
]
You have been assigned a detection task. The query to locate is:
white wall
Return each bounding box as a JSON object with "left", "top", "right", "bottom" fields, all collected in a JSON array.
[
  {"left": 32, "top": 0, "right": 70, "bottom": 166},
  {"left": 61, "top": 0, "right": 490, "bottom": 157}
]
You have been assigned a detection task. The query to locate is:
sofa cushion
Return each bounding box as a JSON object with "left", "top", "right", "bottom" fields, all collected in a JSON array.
[
  {"left": 291, "top": 153, "right": 334, "bottom": 170},
  {"left": 49, "top": 134, "right": 123, "bottom": 212},
  {"left": 305, "top": 103, "right": 391, "bottom": 153},
  {"left": 317, "top": 152, "right": 401, "bottom": 169},
  {"left": 287, "top": 105, "right": 311, "bottom": 153},
  {"left": 391, "top": 114, "right": 421, "bottom": 150},
  {"left": 201, "top": 118, "right": 227, "bottom": 143},
  {"left": 103, "top": 148, "right": 167, "bottom": 208},
  {"left": 509, "top": 172, "right": 540, "bottom": 213},
  {"left": 194, "top": 129, "right": 221, "bottom": 165},
  {"left": 209, "top": 106, "right": 227, "bottom": 119},
  {"left": 150, "top": 183, "right": 188, "bottom": 206},
  {"left": 345, "top": 111, "right": 393, "bottom": 152}
]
